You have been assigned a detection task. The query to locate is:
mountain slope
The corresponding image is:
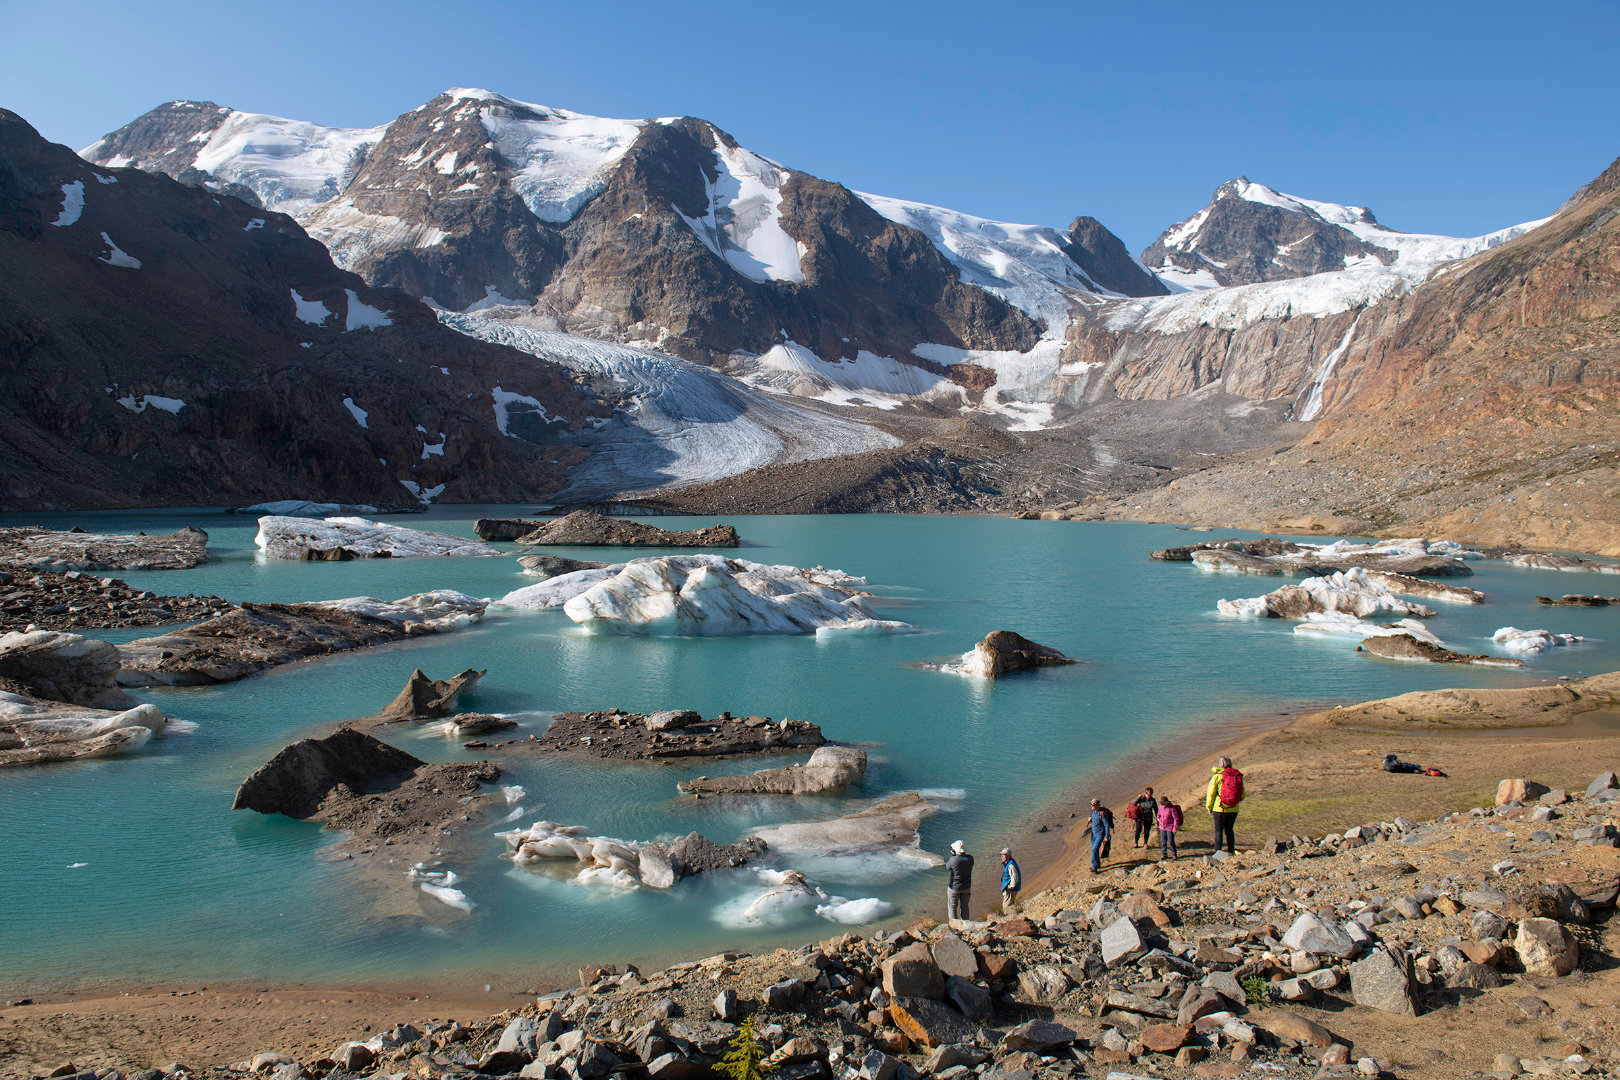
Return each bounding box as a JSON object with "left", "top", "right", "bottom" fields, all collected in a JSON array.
[
  {"left": 1080, "top": 156, "right": 1620, "bottom": 554},
  {"left": 0, "top": 109, "right": 605, "bottom": 511}
]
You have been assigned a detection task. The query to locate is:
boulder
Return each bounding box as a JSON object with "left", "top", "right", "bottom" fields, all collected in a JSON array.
[
  {"left": 1015, "top": 964, "right": 1070, "bottom": 1004},
  {"left": 1449, "top": 962, "right": 1506, "bottom": 990},
  {"left": 1101, "top": 915, "right": 1147, "bottom": 966},
  {"left": 647, "top": 710, "right": 700, "bottom": 731},
  {"left": 232, "top": 728, "right": 423, "bottom": 818},
  {"left": 1497, "top": 779, "right": 1551, "bottom": 806},
  {"left": 887, "top": 997, "right": 981, "bottom": 1049},
  {"left": 1261, "top": 1011, "right": 1336, "bottom": 1049},
  {"left": 943, "top": 976, "right": 992, "bottom": 1023},
  {"left": 765, "top": 979, "right": 808, "bottom": 1012},
  {"left": 516, "top": 511, "right": 740, "bottom": 548},
  {"left": 1514, "top": 917, "right": 1580, "bottom": 977},
  {"left": 497, "top": 1017, "right": 540, "bottom": 1057},
  {"left": 475, "top": 518, "right": 548, "bottom": 542},
  {"left": 1586, "top": 771, "right": 1618, "bottom": 799},
  {"left": 667, "top": 832, "right": 768, "bottom": 876},
  {"left": 0, "top": 630, "right": 135, "bottom": 709},
  {"left": 1118, "top": 892, "right": 1175, "bottom": 928},
  {"left": 713, "top": 988, "right": 738, "bottom": 1021},
  {"left": 1176, "top": 987, "right": 1227, "bottom": 1026},
  {"left": 930, "top": 934, "right": 978, "bottom": 980},
  {"left": 882, "top": 942, "right": 944, "bottom": 999},
  {"left": 1349, "top": 946, "right": 1417, "bottom": 1016},
  {"left": 959, "top": 631, "right": 1077, "bottom": 679},
  {"left": 999, "top": 1020, "right": 1076, "bottom": 1052},
  {"left": 923, "top": 1044, "right": 988, "bottom": 1073},
  {"left": 1140, "top": 1024, "right": 1192, "bottom": 1053},
  {"left": 1282, "top": 912, "right": 1358, "bottom": 959}
]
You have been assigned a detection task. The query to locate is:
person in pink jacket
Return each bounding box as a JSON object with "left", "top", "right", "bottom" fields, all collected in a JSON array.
[{"left": 1156, "top": 796, "right": 1183, "bottom": 860}]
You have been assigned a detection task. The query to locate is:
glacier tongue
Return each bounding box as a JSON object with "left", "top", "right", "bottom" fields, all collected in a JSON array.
[{"left": 438, "top": 313, "right": 898, "bottom": 498}]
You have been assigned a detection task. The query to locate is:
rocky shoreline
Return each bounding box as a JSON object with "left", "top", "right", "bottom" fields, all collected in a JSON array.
[{"left": 0, "top": 569, "right": 231, "bottom": 633}]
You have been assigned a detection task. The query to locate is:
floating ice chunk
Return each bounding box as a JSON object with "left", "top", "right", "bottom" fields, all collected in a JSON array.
[
  {"left": 561, "top": 554, "right": 912, "bottom": 636},
  {"left": 814, "top": 618, "right": 915, "bottom": 637},
  {"left": 98, "top": 232, "right": 141, "bottom": 268},
  {"left": 499, "top": 566, "right": 625, "bottom": 610},
  {"left": 1293, "top": 613, "right": 1443, "bottom": 645},
  {"left": 255, "top": 516, "right": 499, "bottom": 559},
  {"left": 291, "top": 289, "right": 332, "bottom": 325},
  {"left": 1216, "top": 596, "right": 1271, "bottom": 617},
  {"left": 410, "top": 865, "right": 473, "bottom": 911},
  {"left": 576, "top": 866, "right": 640, "bottom": 890},
  {"left": 312, "top": 590, "right": 486, "bottom": 633},
  {"left": 53, "top": 180, "right": 84, "bottom": 226},
  {"left": 66, "top": 862, "right": 88, "bottom": 869},
  {"left": 815, "top": 896, "right": 896, "bottom": 924},
  {"left": 1218, "top": 568, "right": 1435, "bottom": 620},
  {"left": 1492, "top": 627, "right": 1584, "bottom": 655},
  {"left": 502, "top": 784, "right": 527, "bottom": 805}
]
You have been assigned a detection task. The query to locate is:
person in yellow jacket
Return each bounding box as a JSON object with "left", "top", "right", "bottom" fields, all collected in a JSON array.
[{"left": 1205, "top": 755, "right": 1244, "bottom": 855}]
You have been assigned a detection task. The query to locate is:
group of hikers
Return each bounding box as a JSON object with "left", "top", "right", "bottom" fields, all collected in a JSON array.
[{"left": 943, "top": 757, "right": 1245, "bottom": 920}]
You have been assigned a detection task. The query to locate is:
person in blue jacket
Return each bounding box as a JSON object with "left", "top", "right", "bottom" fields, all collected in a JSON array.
[
  {"left": 999, "top": 847, "right": 1021, "bottom": 913},
  {"left": 1088, "top": 798, "right": 1112, "bottom": 872}
]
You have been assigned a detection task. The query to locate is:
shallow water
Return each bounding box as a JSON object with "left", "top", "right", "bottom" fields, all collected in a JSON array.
[{"left": 2, "top": 509, "right": 1616, "bottom": 994}]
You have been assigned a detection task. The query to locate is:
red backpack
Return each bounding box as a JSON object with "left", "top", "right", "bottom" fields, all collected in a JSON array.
[
  {"left": 1219, "top": 768, "right": 1245, "bottom": 808},
  {"left": 1125, "top": 802, "right": 1140, "bottom": 822}
]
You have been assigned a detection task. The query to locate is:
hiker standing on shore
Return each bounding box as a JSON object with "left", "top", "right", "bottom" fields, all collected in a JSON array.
[
  {"left": 1088, "top": 798, "right": 1112, "bottom": 872},
  {"left": 1156, "top": 795, "right": 1182, "bottom": 859},
  {"left": 999, "top": 847, "right": 1021, "bottom": 913},
  {"left": 1130, "top": 786, "right": 1158, "bottom": 848},
  {"left": 946, "top": 840, "right": 973, "bottom": 920},
  {"left": 1205, "top": 756, "right": 1244, "bottom": 855}
]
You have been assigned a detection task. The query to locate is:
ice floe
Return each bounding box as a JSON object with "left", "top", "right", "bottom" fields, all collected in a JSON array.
[
  {"left": 0, "top": 692, "right": 168, "bottom": 766},
  {"left": 255, "top": 516, "right": 500, "bottom": 560},
  {"left": 714, "top": 869, "right": 896, "bottom": 929},
  {"left": 1218, "top": 568, "right": 1436, "bottom": 620},
  {"left": 409, "top": 865, "right": 473, "bottom": 911},
  {"left": 540, "top": 555, "right": 913, "bottom": 636},
  {"left": 1292, "top": 613, "right": 1443, "bottom": 645},
  {"left": 1492, "top": 627, "right": 1585, "bottom": 655}
]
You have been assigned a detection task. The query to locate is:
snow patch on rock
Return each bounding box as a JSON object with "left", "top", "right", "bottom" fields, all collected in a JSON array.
[{"left": 53, "top": 180, "right": 85, "bottom": 226}]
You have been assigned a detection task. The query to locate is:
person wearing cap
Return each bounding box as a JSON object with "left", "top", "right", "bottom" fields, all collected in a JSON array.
[
  {"left": 999, "top": 847, "right": 1021, "bottom": 913},
  {"left": 1087, "top": 798, "right": 1111, "bottom": 873},
  {"left": 946, "top": 840, "right": 973, "bottom": 921}
]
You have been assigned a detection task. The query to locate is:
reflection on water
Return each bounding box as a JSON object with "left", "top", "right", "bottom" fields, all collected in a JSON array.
[{"left": 1, "top": 507, "right": 1616, "bottom": 993}]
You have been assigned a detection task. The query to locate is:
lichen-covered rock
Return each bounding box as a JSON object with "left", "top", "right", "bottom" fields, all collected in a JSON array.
[{"left": 1514, "top": 917, "right": 1579, "bottom": 976}]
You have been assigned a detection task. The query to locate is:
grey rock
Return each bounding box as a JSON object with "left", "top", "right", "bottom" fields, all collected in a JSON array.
[
  {"left": 1449, "top": 962, "right": 1506, "bottom": 990},
  {"left": 713, "top": 988, "right": 738, "bottom": 1021},
  {"left": 943, "top": 975, "right": 993, "bottom": 1023},
  {"left": 1202, "top": 970, "right": 1245, "bottom": 1003},
  {"left": 923, "top": 1044, "right": 988, "bottom": 1073},
  {"left": 881, "top": 941, "right": 944, "bottom": 1000},
  {"left": 1349, "top": 946, "right": 1417, "bottom": 1016},
  {"left": 1586, "top": 771, "right": 1618, "bottom": 798},
  {"left": 1281, "top": 912, "right": 1358, "bottom": 958},
  {"left": 930, "top": 933, "right": 978, "bottom": 980},
  {"left": 1470, "top": 910, "right": 1509, "bottom": 941},
  {"left": 765, "top": 978, "right": 808, "bottom": 1012},
  {"left": 646, "top": 709, "right": 698, "bottom": 731},
  {"left": 645, "top": 1052, "right": 713, "bottom": 1080},
  {"left": 1100, "top": 915, "right": 1147, "bottom": 966},
  {"left": 498, "top": 1017, "right": 541, "bottom": 1057},
  {"left": 1015, "top": 963, "right": 1070, "bottom": 1004},
  {"left": 999, "top": 1019, "right": 1077, "bottom": 1052}
]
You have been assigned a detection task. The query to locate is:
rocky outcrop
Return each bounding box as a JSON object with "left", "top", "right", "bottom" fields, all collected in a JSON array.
[
  {"left": 0, "top": 108, "right": 604, "bottom": 512},
  {"left": 233, "top": 728, "right": 500, "bottom": 851},
  {"left": 1357, "top": 633, "right": 1523, "bottom": 667},
  {"left": 255, "top": 517, "right": 501, "bottom": 560},
  {"left": 518, "top": 553, "right": 610, "bottom": 578},
  {"left": 0, "top": 629, "right": 136, "bottom": 708},
  {"left": 0, "top": 692, "right": 167, "bottom": 767},
  {"left": 677, "top": 746, "right": 867, "bottom": 795},
  {"left": 474, "top": 518, "right": 548, "bottom": 541},
  {"left": 232, "top": 728, "right": 427, "bottom": 817},
  {"left": 516, "top": 708, "right": 824, "bottom": 760},
  {"left": 1141, "top": 178, "right": 1394, "bottom": 288},
  {"left": 1060, "top": 216, "right": 1168, "bottom": 297},
  {"left": 517, "top": 511, "right": 738, "bottom": 547},
  {"left": 371, "top": 668, "right": 485, "bottom": 725},
  {"left": 958, "top": 631, "right": 1076, "bottom": 679},
  {"left": 1538, "top": 595, "right": 1620, "bottom": 606},
  {"left": 116, "top": 591, "right": 486, "bottom": 685},
  {"left": 0, "top": 568, "right": 231, "bottom": 632},
  {"left": 0, "top": 526, "right": 210, "bottom": 570}
]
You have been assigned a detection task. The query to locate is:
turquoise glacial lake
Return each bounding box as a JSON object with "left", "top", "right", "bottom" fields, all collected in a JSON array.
[{"left": 2, "top": 509, "right": 1617, "bottom": 995}]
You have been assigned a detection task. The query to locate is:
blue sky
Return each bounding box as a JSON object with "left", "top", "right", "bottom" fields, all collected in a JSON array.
[{"left": 4, "top": 0, "right": 1616, "bottom": 251}]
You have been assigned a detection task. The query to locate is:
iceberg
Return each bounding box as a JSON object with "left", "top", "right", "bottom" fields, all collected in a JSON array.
[
  {"left": 552, "top": 554, "right": 913, "bottom": 636},
  {"left": 255, "top": 516, "right": 499, "bottom": 560},
  {"left": 1218, "top": 568, "right": 1436, "bottom": 620},
  {"left": 1492, "top": 627, "right": 1584, "bottom": 655}
]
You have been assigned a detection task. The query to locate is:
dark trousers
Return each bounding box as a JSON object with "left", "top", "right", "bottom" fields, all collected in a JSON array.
[
  {"left": 1160, "top": 830, "right": 1178, "bottom": 858},
  {"left": 947, "top": 889, "right": 969, "bottom": 920},
  {"left": 1212, "top": 811, "right": 1237, "bottom": 854},
  {"left": 1134, "top": 818, "right": 1153, "bottom": 846}
]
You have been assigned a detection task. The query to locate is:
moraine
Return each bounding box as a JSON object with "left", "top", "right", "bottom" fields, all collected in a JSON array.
[{"left": 0, "top": 506, "right": 1617, "bottom": 996}]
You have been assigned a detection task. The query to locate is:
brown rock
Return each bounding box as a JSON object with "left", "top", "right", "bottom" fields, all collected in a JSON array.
[
  {"left": 963, "top": 631, "right": 1076, "bottom": 678},
  {"left": 1140, "top": 1024, "right": 1191, "bottom": 1053},
  {"left": 1261, "top": 1010, "right": 1336, "bottom": 1049},
  {"left": 978, "top": 952, "right": 1016, "bottom": 981},
  {"left": 887, "top": 998, "right": 980, "bottom": 1049},
  {"left": 881, "top": 943, "right": 944, "bottom": 1000},
  {"left": 1175, "top": 1047, "right": 1208, "bottom": 1068},
  {"left": 1498, "top": 779, "right": 1551, "bottom": 805},
  {"left": 373, "top": 668, "right": 485, "bottom": 724},
  {"left": 516, "top": 511, "right": 739, "bottom": 548},
  {"left": 996, "top": 916, "right": 1039, "bottom": 938}
]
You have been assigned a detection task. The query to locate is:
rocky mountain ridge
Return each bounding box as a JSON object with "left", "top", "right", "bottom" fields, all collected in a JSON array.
[{"left": 0, "top": 109, "right": 606, "bottom": 511}]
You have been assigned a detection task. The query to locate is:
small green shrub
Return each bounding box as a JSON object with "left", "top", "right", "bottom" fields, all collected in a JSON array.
[{"left": 1241, "top": 974, "right": 1273, "bottom": 1006}]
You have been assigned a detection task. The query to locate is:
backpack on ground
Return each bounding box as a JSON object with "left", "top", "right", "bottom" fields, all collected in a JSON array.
[{"left": 1219, "top": 767, "right": 1244, "bottom": 808}]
